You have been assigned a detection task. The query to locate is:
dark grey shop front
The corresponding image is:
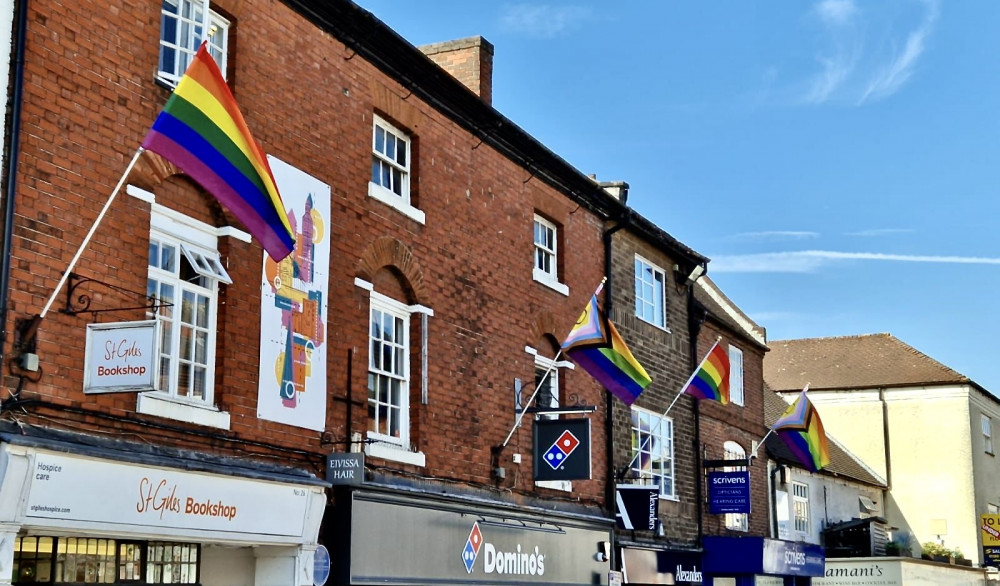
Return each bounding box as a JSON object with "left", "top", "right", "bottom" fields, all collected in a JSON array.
[{"left": 330, "top": 490, "right": 613, "bottom": 585}]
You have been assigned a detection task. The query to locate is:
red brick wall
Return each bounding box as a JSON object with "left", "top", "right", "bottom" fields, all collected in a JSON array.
[
  {"left": 696, "top": 320, "right": 771, "bottom": 537},
  {"left": 7, "top": 0, "right": 608, "bottom": 505}
]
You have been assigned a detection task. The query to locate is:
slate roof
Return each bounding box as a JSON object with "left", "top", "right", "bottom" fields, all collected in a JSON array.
[
  {"left": 762, "top": 387, "right": 885, "bottom": 487},
  {"left": 763, "top": 333, "right": 973, "bottom": 392}
]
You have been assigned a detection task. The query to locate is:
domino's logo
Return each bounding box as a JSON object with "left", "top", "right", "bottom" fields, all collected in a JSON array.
[
  {"left": 462, "top": 521, "right": 483, "bottom": 573},
  {"left": 543, "top": 430, "right": 580, "bottom": 469}
]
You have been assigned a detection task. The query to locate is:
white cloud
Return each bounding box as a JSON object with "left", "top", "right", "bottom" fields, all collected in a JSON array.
[
  {"left": 816, "top": 0, "right": 857, "bottom": 26},
  {"left": 844, "top": 228, "right": 915, "bottom": 237},
  {"left": 859, "top": 0, "right": 939, "bottom": 103},
  {"left": 730, "top": 231, "right": 820, "bottom": 241},
  {"left": 499, "top": 4, "right": 592, "bottom": 38},
  {"left": 797, "top": 0, "right": 938, "bottom": 105},
  {"left": 710, "top": 250, "right": 1000, "bottom": 273}
]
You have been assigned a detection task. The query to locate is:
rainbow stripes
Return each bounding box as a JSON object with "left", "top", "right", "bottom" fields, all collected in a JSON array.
[
  {"left": 773, "top": 389, "right": 831, "bottom": 472},
  {"left": 562, "top": 288, "right": 652, "bottom": 405},
  {"left": 142, "top": 43, "right": 295, "bottom": 261},
  {"left": 684, "top": 341, "right": 730, "bottom": 404}
]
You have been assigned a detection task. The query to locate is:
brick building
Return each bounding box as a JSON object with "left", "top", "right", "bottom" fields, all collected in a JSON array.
[{"left": 0, "top": 1, "right": 670, "bottom": 584}]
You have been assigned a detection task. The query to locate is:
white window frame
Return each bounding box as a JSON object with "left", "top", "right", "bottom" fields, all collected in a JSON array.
[
  {"left": 139, "top": 206, "right": 231, "bottom": 429},
  {"left": 368, "top": 115, "right": 424, "bottom": 224},
  {"left": 793, "top": 481, "right": 810, "bottom": 534},
  {"left": 729, "top": 345, "right": 744, "bottom": 406},
  {"left": 634, "top": 255, "right": 667, "bottom": 330},
  {"left": 157, "top": 0, "right": 229, "bottom": 86},
  {"left": 532, "top": 215, "right": 568, "bottom": 295},
  {"left": 723, "top": 441, "right": 749, "bottom": 532},
  {"left": 363, "top": 290, "right": 428, "bottom": 467},
  {"left": 526, "top": 348, "right": 575, "bottom": 492},
  {"left": 984, "top": 414, "right": 995, "bottom": 455},
  {"left": 630, "top": 407, "right": 676, "bottom": 499}
]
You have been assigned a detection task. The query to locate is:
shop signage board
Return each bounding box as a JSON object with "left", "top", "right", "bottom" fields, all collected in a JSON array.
[
  {"left": 533, "top": 419, "right": 591, "bottom": 481},
  {"left": 325, "top": 453, "right": 363, "bottom": 486},
  {"left": 706, "top": 470, "right": 751, "bottom": 514},
  {"left": 350, "top": 493, "right": 611, "bottom": 584},
  {"left": 83, "top": 321, "right": 159, "bottom": 394},
  {"left": 761, "top": 539, "right": 825, "bottom": 576},
  {"left": 812, "top": 559, "right": 902, "bottom": 585},
  {"left": 615, "top": 485, "right": 658, "bottom": 531},
  {"left": 982, "top": 514, "right": 1000, "bottom": 567},
  {"left": 24, "top": 450, "right": 314, "bottom": 537}
]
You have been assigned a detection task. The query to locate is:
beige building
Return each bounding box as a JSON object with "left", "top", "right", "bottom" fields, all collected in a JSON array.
[{"left": 764, "top": 334, "right": 1000, "bottom": 565}]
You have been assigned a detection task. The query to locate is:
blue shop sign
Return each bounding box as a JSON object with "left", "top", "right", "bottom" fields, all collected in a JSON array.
[
  {"left": 703, "top": 537, "right": 824, "bottom": 578},
  {"left": 706, "top": 470, "right": 751, "bottom": 514}
]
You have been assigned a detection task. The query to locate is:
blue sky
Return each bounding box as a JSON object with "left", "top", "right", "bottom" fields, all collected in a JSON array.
[{"left": 357, "top": 0, "right": 1000, "bottom": 393}]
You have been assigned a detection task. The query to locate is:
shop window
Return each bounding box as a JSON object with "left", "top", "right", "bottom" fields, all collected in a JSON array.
[
  {"left": 158, "top": 0, "right": 229, "bottom": 86},
  {"left": 793, "top": 481, "right": 810, "bottom": 534},
  {"left": 532, "top": 214, "right": 568, "bottom": 295},
  {"left": 729, "top": 345, "right": 744, "bottom": 406},
  {"left": 983, "top": 414, "right": 994, "bottom": 455},
  {"left": 630, "top": 407, "right": 675, "bottom": 499},
  {"left": 530, "top": 346, "right": 575, "bottom": 492},
  {"left": 13, "top": 536, "right": 199, "bottom": 585},
  {"left": 369, "top": 115, "right": 424, "bottom": 223},
  {"left": 361, "top": 286, "right": 431, "bottom": 468},
  {"left": 723, "top": 441, "right": 749, "bottom": 532},
  {"left": 634, "top": 255, "right": 667, "bottom": 329}
]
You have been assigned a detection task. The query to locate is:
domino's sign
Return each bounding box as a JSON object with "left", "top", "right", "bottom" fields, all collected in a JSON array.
[
  {"left": 532, "top": 419, "right": 591, "bottom": 481},
  {"left": 461, "top": 521, "right": 547, "bottom": 576}
]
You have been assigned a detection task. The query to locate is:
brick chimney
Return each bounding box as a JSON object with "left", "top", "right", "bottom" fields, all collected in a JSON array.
[{"left": 419, "top": 36, "right": 494, "bottom": 105}]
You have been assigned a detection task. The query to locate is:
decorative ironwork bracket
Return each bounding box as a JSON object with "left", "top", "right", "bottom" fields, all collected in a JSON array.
[{"left": 61, "top": 272, "right": 171, "bottom": 317}]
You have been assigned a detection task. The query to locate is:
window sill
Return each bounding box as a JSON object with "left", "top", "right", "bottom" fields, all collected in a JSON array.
[
  {"left": 636, "top": 315, "right": 671, "bottom": 334},
  {"left": 368, "top": 182, "right": 425, "bottom": 224},
  {"left": 137, "top": 393, "right": 231, "bottom": 430},
  {"left": 536, "top": 480, "right": 572, "bottom": 492},
  {"left": 532, "top": 269, "right": 569, "bottom": 296},
  {"left": 366, "top": 440, "right": 426, "bottom": 467}
]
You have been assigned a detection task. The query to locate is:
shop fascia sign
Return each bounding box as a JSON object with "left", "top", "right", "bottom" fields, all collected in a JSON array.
[
  {"left": 461, "top": 520, "right": 550, "bottom": 578},
  {"left": 83, "top": 320, "right": 160, "bottom": 394}
]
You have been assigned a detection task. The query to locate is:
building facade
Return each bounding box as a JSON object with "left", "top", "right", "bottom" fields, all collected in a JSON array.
[
  {"left": 0, "top": 0, "right": 671, "bottom": 584},
  {"left": 765, "top": 334, "right": 1000, "bottom": 567}
]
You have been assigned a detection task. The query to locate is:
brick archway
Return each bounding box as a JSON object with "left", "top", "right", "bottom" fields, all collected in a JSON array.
[{"left": 356, "top": 237, "right": 426, "bottom": 304}]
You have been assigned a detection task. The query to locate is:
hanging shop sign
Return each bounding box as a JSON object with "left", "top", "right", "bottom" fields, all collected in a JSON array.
[
  {"left": 533, "top": 418, "right": 591, "bottom": 481},
  {"left": 707, "top": 470, "right": 751, "bottom": 514},
  {"left": 615, "top": 485, "right": 658, "bottom": 531},
  {"left": 83, "top": 320, "right": 159, "bottom": 394},
  {"left": 325, "top": 453, "right": 364, "bottom": 486}
]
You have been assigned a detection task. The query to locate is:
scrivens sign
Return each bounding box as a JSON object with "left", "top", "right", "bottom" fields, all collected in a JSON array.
[
  {"left": 462, "top": 521, "right": 548, "bottom": 577},
  {"left": 24, "top": 451, "right": 313, "bottom": 537}
]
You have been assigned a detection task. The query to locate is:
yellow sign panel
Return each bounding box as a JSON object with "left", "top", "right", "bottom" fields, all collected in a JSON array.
[{"left": 981, "top": 514, "right": 1000, "bottom": 546}]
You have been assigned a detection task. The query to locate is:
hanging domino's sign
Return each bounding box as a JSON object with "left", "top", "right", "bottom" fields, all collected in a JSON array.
[
  {"left": 462, "top": 521, "right": 548, "bottom": 576},
  {"left": 532, "top": 419, "right": 591, "bottom": 481}
]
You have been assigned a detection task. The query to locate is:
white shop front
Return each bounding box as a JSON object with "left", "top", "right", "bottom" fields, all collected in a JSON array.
[{"left": 0, "top": 430, "right": 327, "bottom": 586}]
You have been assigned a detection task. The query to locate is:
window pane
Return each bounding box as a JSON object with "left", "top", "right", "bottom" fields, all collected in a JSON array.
[
  {"left": 397, "top": 140, "right": 407, "bottom": 166},
  {"left": 181, "top": 290, "right": 195, "bottom": 324},
  {"left": 392, "top": 168, "right": 402, "bottom": 195},
  {"left": 371, "top": 158, "right": 380, "bottom": 184},
  {"left": 375, "top": 125, "right": 385, "bottom": 153},
  {"left": 385, "top": 133, "right": 396, "bottom": 160},
  {"left": 196, "top": 294, "right": 209, "bottom": 328}
]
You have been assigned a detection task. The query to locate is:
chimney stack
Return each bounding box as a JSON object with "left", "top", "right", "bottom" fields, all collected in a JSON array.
[{"left": 419, "top": 36, "right": 494, "bottom": 105}]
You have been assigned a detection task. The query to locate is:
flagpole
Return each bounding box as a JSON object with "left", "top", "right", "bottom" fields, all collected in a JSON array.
[
  {"left": 623, "top": 337, "right": 723, "bottom": 475},
  {"left": 39, "top": 147, "right": 145, "bottom": 319},
  {"left": 498, "top": 348, "right": 563, "bottom": 449},
  {"left": 497, "top": 277, "right": 607, "bottom": 450}
]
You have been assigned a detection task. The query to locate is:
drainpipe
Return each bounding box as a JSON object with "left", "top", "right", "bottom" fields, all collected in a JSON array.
[
  {"left": 880, "top": 387, "right": 892, "bottom": 489},
  {"left": 0, "top": 0, "right": 29, "bottom": 376},
  {"left": 602, "top": 208, "right": 630, "bottom": 571},
  {"left": 688, "top": 284, "right": 706, "bottom": 546}
]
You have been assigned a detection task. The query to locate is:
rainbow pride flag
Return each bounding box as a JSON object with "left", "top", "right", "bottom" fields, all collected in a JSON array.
[
  {"left": 142, "top": 43, "right": 295, "bottom": 261},
  {"left": 683, "top": 340, "right": 730, "bottom": 404},
  {"left": 562, "top": 285, "right": 652, "bottom": 405},
  {"left": 773, "top": 389, "right": 830, "bottom": 472}
]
